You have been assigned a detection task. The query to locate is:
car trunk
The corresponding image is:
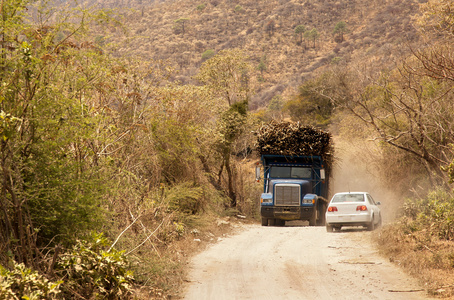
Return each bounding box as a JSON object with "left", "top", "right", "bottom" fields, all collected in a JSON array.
[{"left": 333, "top": 202, "right": 365, "bottom": 214}]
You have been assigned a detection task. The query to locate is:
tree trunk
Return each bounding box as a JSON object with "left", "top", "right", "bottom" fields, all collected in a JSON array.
[{"left": 225, "top": 154, "right": 236, "bottom": 207}]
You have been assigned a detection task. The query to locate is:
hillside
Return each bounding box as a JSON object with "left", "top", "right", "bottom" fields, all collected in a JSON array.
[
  {"left": 3, "top": 0, "right": 447, "bottom": 298},
  {"left": 83, "top": 0, "right": 423, "bottom": 109}
]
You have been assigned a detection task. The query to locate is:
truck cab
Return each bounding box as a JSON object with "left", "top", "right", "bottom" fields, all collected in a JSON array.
[{"left": 258, "top": 155, "right": 328, "bottom": 226}]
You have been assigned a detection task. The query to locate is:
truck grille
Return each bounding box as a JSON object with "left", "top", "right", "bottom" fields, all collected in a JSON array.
[{"left": 274, "top": 184, "right": 300, "bottom": 206}]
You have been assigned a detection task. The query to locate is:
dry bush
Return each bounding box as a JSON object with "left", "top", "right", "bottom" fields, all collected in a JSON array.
[{"left": 377, "top": 221, "right": 454, "bottom": 297}]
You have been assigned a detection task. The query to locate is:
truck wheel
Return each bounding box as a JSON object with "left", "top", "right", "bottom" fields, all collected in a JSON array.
[
  {"left": 316, "top": 202, "right": 327, "bottom": 226},
  {"left": 269, "top": 219, "right": 276, "bottom": 226},
  {"left": 261, "top": 217, "right": 268, "bottom": 226},
  {"left": 276, "top": 219, "right": 285, "bottom": 226},
  {"left": 309, "top": 210, "right": 317, "bottom": 226}
]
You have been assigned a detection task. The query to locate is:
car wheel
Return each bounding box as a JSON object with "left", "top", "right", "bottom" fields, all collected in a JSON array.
[
  {"left": 326, "top": 225, "right": 333, "bottom": 232},
  {"left": 367, "top": 219, "right": 375, "bottom": 231}
]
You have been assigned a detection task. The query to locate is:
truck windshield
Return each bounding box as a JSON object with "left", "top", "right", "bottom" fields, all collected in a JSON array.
[{"left": 269, "top": 166, "right": 311, "bottom": 178}]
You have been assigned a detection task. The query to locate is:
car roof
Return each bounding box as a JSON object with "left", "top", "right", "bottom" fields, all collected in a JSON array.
[{"left": 333, "top": 192, "right": 369, "bottom": 195}]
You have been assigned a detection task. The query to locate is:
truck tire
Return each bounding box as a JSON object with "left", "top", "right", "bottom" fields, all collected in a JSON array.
[
  {"left": 316, "top": 202, "right": 327, "bottom": 226},
  {"left": 276, "top": 219, "right": 285, "bottom": 226},
  {"left": 261, "top": 217, "right": 268, "bottom": 226},
  {"left": 309, "top": 209, "right": 317, "bottom": 226},
  {"left": 269, "top": 218, "right": 276, "bottom": 226}
]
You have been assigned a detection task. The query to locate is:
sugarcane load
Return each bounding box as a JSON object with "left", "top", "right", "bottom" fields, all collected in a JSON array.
[{"left": 255, "top": 120, "right": 333, "bottom": 226}]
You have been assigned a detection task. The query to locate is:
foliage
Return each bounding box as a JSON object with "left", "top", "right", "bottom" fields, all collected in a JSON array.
[
  {"left": 267, "top": 95, "right": 283, "bottom": 112},
  {"left": 196, "top": 4, "right": 206, "bottom": 11},
  {"left": 174, "top": 18, "right": 190, "bottom": 35},
  {"left": 284, "top": 77, "right": 333, "bottom": 127},
  {"left": 294, "top": 24, "right": 306, "bottom": 35},
  {"left": 377, "top": 195, "right": 454, "bottom": 297},
  {"left": 304, "top": 59, "right": 454, "bottom": 185},
  {"left": 333, "top": 21, "right": 349, "bottom": 42},
  {"left": 418, "top": 0, "right": 454, "bottom": 36},
  {"left": 294, "top": 25, "right": 306, "bottom": 46},
  {"left": 201, "top": 49, "right": 215, "bottom": 61},
  {"left": 0, "top": 262, "right": 61, "bottom": 299},
  {"left": 234, "top": 5, "right": 244, "bottom": 13},
  {"left": 0, "top": 1, "right": 259, "bottom": 299},
  {"left": 257, "top": 55, "right": 267, "bottom": 75},
  {"left": 196, "top": 48, "right": 253, "bottom": 106},
  {"left": 0, "top": 0, "right": 122, "bottom": 267},
  {"left": 195, "top": 49, "right": 254, "bottom": 207},
  {"left": 166, "top": 182, "right": 206, "bottom": 215},
  {"left": 57, "top": 233, "right": 134, "bottom": 300},
  {"left": 304, "top": 28, "right": 320, "bottom": 48}
]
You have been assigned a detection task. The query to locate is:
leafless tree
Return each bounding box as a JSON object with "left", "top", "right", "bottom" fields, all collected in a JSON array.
[{"left": 310, "top": 61, "right": 454, "bottom": 185}]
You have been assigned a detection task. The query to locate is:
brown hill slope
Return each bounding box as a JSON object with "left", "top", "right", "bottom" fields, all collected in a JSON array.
[{"left": 86, "top": 0, "right": 424, "bottom": 108}]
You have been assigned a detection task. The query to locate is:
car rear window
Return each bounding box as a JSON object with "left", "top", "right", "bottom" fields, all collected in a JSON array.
[{"left": 332, "top": 194, "right": 365, "bottom": 203}]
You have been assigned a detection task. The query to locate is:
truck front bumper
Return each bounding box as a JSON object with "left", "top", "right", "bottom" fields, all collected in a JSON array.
[{"left": 261, "top": 206, "right": 315, "bottom": 221}]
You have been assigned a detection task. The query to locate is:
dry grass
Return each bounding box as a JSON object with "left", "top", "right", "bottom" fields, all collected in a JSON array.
[
  {"left": 375, "top": 222, "right": 454, "bottom": 298},
  {"left": 129, "top": 214, "right": 252, "bottom": 299}
]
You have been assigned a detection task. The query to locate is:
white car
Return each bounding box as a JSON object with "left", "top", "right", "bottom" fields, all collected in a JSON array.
[{"left": 325, "top": 192, "right": 382, "bottom": 232}]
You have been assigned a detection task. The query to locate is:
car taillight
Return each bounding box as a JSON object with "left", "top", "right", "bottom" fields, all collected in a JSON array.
[
  {"left": 327, "top": 206, "right": 338, "bottom": 212},
  {"left": 356, "top": 205, "right": 367, "bottom": 211}
]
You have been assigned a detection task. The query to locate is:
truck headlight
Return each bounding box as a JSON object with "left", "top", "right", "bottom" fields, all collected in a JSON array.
[
  {"left": 261, "top": 193, "right": 273, "bottom": 204},
  {"left": 302, "top": 194, "right": 317, "bottom": 204}
]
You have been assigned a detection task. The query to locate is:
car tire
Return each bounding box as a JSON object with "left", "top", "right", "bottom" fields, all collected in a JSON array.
[
  {"left": 326, "top": 225, "right": 333, "bottom": 232},
  {"left": 367, "top": 219, "right": 375, "bottom": 231}
]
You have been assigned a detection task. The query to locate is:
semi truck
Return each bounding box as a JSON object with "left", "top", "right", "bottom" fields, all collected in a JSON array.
[
  {"left": 256, "top": 155, "right": 329, "bottom": 226},
  {"left": 255, "top": 121, "right": 332, "bottom": 226}
]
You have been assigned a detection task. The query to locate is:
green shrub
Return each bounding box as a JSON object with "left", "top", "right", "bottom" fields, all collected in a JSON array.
[
  {"left": 402, "top": 189, "right": 454, "bottom": 240},
  {"left": 196, "top": 4, "right": 206, "bottom": 11},
  {"left": 201, "top": 49, "right": 215, "bottom": 61},
  {"left": 234, "top": 5, "right": 244, "bottom": 13},
  {"left": 0, "top": 262, "right": 61, "bottom": 299},
  {"left": 57, "top": 233, "right": 134, "bottom": 299},
  {"left": 167, "top": 181, "right": 205, "bottom": 215}
]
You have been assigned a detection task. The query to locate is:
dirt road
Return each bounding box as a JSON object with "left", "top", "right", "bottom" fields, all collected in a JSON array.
[{"left": 182, "top": 223, "right": 431, "bottom": 300}]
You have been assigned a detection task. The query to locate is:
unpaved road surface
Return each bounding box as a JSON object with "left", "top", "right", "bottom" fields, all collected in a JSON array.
[{"left": 182, "top": 223, "right": 431, "bottom": 300}]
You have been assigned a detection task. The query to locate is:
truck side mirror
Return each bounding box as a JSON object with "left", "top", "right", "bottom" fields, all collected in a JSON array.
[
  {"left": 320, "top": 169, "right": 326, "bottom": 180},
  {"left": 255, "top": 166, "right": 261, "bottom": 181}
]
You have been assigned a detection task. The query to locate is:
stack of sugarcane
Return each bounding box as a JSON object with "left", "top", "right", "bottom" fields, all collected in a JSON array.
[{"left": 255, "top": 120, "right": 333, "bottom": 166}]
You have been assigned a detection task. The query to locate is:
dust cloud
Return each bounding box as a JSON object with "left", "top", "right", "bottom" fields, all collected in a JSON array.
[{"left": 330, "top": 137, "right": 403, "bottom": 223}]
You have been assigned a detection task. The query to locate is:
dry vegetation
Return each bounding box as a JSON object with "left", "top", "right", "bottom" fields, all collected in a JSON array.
[
  {"left": 4, "top": 0, "right": 454, "bottom": 299},
  {"left": 376, "top": 204, "right": 454, "bottom": 298},
  {"left": 80, "top": 0, "right": 423, "bottom": 109}
]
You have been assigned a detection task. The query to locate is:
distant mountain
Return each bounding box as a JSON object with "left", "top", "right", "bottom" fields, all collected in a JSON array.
[{"left": 88, "top": 0, "right": 424, "bottom": 109}]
